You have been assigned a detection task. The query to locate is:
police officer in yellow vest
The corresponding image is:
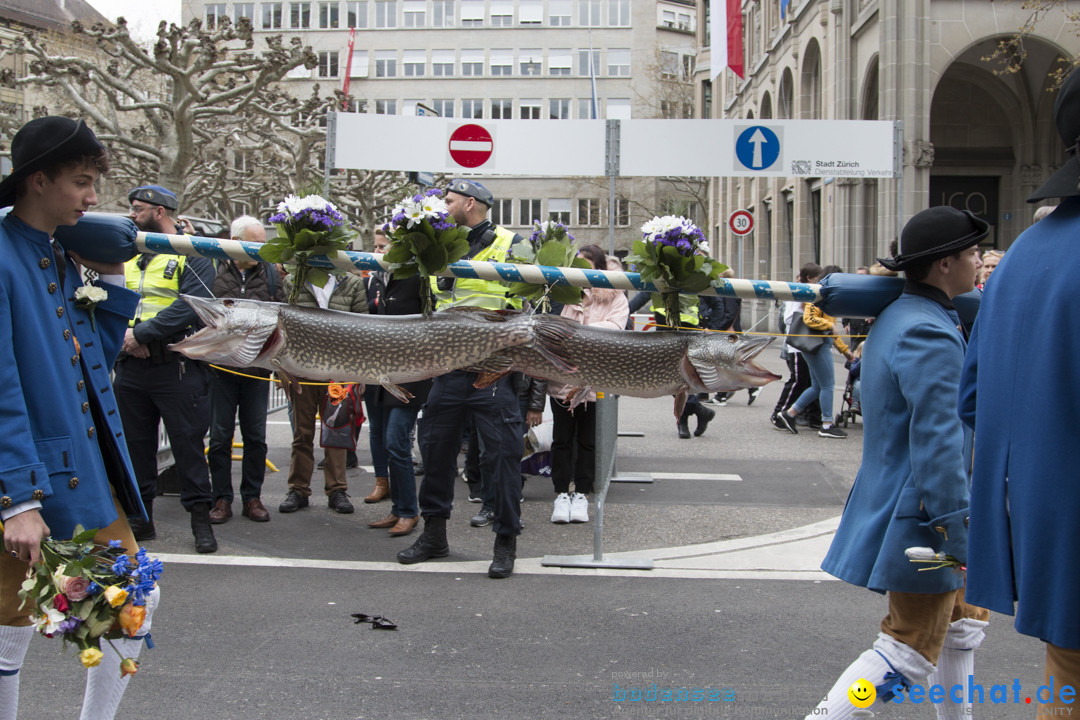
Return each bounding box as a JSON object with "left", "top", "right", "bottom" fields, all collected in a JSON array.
[
  {"left": 113, "top": 185, "right": 219, "bottom": 553},
  {"left": 399, "top": 179, "right": 528, "bottom": 579}
]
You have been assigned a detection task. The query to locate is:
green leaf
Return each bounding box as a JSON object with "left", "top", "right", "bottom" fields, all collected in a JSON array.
[
  {"left": 70, "top": 526, "right": 96, "bottom": 545},
  {"left": 417, "top": 244, "right": 449, "bottom": 277},
  {"left": 383, "top": 242, "right": 414, "bottom": 264},
  {"left": 550, "top": 285, "right": 584, "bottom": 305},
  {"left": 292, "top": 228, "right": 318, "bottom": 251},
  {"left": 536, "top": 241, "right": 571, "bottom": 267},
  {"left": 391, "top": 265, "right": 418, "bottom": 280}
]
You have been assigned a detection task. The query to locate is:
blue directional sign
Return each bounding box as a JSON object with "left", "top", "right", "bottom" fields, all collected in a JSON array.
[{"left": 735, "top": 126, "right": 781, "bottom": 171}]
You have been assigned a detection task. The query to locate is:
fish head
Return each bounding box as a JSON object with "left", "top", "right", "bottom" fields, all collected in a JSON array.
[
  {"left": 168, "top": 296, "right": 282, "bottom": 367},
  {"left": 684, "top": 332, "right": 781, "bottom": 392}
]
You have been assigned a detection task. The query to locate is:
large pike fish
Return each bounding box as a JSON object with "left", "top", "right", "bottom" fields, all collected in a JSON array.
[
  {"left": 169, "top": 297, "right": 575, "bottom": 403},
  {"left": 477, "top": 320, "right": 780, "bottom": 417}
]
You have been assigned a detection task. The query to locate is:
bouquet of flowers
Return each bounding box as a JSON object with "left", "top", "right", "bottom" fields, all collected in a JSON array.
[
  {"left": 503, "top": 220, "right": 591, "bottom": 310},
  {"left": 258, "top": 194, "right": 355, "bottom": 304},
  {"left": 16, "top": 526, "right": 162, "bottom": 676},
  {"left": 381, "top": 188, "right": 470, "bottom": 316},
  {"left": 905, "top": 546, "right": 965, "bottom": 572},
  {"left": 624, "top": 216, "right": 726, "bottom": 330}
]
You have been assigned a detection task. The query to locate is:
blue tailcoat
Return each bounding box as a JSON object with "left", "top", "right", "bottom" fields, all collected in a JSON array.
[
  {"left": 821, "top": 291, "right": 971, "bottom": 594},
  {"left": 960, "top": 196, "right": 1080, "bottom": 649},
  {"left": 0, "top": 213, "right": 144, "bottom": 539}
]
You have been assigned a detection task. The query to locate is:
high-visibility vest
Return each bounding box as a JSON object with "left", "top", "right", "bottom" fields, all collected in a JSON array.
[
  {"left": 431, "top": 225, "right": 522, "bottom": 310},
  {"left": 124, "top": 253, "right": 185, "bottom": 325},
  {"left": 650, "top": 293, "right": 700, "bottom": 327}
]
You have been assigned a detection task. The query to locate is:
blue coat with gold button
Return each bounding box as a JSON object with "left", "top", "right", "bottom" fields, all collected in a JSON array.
[
  {"left": 820, "top": 290, "right": 972, "bottom": 594},
  {"left": 0, "top": 213, "right": 145, "bottom": 539}
]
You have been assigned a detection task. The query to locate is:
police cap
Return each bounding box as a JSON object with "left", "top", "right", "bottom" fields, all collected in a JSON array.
[
  {"left": 128, "top": 185, "right": 179, "bottom": 212},
  {"left": 446, "top": 178, "right": 494, "bottom": 207}
]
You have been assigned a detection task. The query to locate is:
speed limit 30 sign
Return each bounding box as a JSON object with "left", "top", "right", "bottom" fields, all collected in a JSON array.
[{"left": 728, "top": 210, "right": 754, "bottom": 236}]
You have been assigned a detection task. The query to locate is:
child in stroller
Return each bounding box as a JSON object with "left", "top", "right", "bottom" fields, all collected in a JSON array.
[{"left": 835, "top": 344, "right": 863, "bottom": 428}]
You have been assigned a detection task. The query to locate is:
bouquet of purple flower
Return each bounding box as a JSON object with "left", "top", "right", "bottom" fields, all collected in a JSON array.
[
  {"left": 258, "top": 193, "right": 355, "bottom": 304},
  {"left": 624, "top": 216, "right": 726, "bottom": 330},
  {"left": 504, "top": 220, "right": 590, "bottom": 309},
  {"left": 13, "top": 525, "right": 162, "bottom": 677},
  {"left": 381, "top": 188, "right": 469, "bottom": 316}
]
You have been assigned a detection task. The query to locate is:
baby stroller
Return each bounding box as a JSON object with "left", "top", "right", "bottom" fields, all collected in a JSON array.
[{"left": 835, "top": 357, "right": 862, "bottom": 428}]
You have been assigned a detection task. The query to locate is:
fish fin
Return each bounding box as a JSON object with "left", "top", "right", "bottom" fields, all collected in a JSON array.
[
  {"left": 271, "top": 363, "right": 301, "bottom": 396},
  {"left": 473, "top": 370, "right": 511, "bottom": 389},
  {"left": 530, "top": 315, "right": 578, "bottom": 374},
  {"left": 565, "top": 387, "right": 592, "bottom": 410},
  {"left": 469, "top": 354, "right": 515, "bottom": 388},
  {"left": 442, "top": 307, "right": 516, "bottom": 323},
  {"left": 674, "top": 389, "right": 688, "bottom": 420},
  {"left": 381, "top": 381, "right": 415, "bottom": 404}
]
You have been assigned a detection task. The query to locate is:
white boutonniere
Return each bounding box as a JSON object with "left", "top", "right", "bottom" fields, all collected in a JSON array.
[
  {"left": 905, "top": 546, "right": 964, "bottom": 571},
  {"left": 74, "top": 285, "right": 108, "bottom": 332}
]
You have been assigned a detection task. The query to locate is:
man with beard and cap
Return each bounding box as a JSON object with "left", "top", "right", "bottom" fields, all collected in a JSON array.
[
  {"left": 396, "top": 178, "right": 528, "bottom": 578},
  {"left": 960, "top": 68, "right": 1080, "bottom": 715},
  {"left": 802, "top": 206, "right": 989, "bottom": 720},
  {"left": 0, "top": 116, "right": 159, "bottom": 720},
  {"left": 113, "top": 184, "right": 218, "bottom": 553}
]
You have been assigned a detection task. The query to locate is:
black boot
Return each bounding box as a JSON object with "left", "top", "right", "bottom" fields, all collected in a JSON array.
[
  {"left": 129, "top": 499, "right": 156, "bottom": 541},
  {"left": 190, "top": 502, "right": 218, "bottom": 554},
  {"left": 397, "top": 516, "right": 449, "bottom": 564},
  {"left": 488, "top": 534, "right": 516, "bottom": 579},
  {"left": 677, "top": 408, "right": 692, "bottom": 439},
  {"left": 694, "top": 404, "right": 716, "bottom": 437}
]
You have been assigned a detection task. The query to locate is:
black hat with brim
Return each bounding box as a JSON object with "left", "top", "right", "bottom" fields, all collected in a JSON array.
[
  {"left": 0, "top": 117, "right": 105, "bottom": 208},
  {"left": 878, "top": 206, "right": 989, "bottom": 272},
  {"left": 1029, "top": 69, "right": 1080, "bottom": 202}
]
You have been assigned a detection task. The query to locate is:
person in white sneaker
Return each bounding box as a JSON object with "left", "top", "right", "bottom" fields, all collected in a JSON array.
[
  {"left": 547, "top": 246, "right": 629, "bottom": 525},
  {"left": 803, "top": 207, "right": 989, "bottom": 720}
]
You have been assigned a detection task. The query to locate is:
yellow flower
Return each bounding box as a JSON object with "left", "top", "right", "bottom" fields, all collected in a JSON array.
[
  {"left": 80, "top": 647, "right": 103, "bottom": 668},
  {"left": 103, "top": 586, "right": 128, "bottom": 608}
]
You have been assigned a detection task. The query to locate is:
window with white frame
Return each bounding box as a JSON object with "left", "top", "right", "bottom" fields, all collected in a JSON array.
[
  {"left": 262, "top": 2, "right": 283, "bottom": 28},
  {"left": 677, "top": 12, "right": 691, "bottom": 31},
  {"left": 318, "top": 51, "right": 339, "bottom": 77},
  {"left": 549, "top": 48, "right": 571, "bottom": 75},
  {"left": 375, "top": 99, "right": 397, "bottom": 114},
  {"left": 578, "top": 98, "right": 597, "bottom": 119},
  {"left": 349, "top": 51, "right": 369, "bottom": 77},
  {"left": 490, "top": 0, "right": 512, "bottom": 26},
  {"left": 549, "top": 199, "right": 571, "bottom": 225},
  {"left": 606, "top": 98, "right": 631, "bottom": 119},
  {"left": 607, "top": 48, "right": 630, "bottom": 76},
  {"left": 608, "top": 0, "right": 629, "bottom": 26},
  {"left": 682, "top": 54, "right": 695, "bottom": 79},
  {"left": 461, "top": 49, "right": 483, "bottom": 75},
  {"left": 461, "top": 98, "right": 483, "bottom": 119},
  {"left": 578, "top": 49, "right": 601, "bottom": 76},
  {"left": 234, "top": 2, "right": 255, "bottom": 24},
  {"left": 491, "top": 99, "right": 512, "bottom": 119},
  {"left": 432, "top": 99, "right": 454, "bottom": 117},
  {"left": 549, "top": 0, "right": 570, "bottom": 25},
  {"left": 432, "top": 50, "right": 454, "bottom": 76},
  {"left": 374, "top": 0, "right": 396, "bottom": 26},
  {"left": 318, "top": 1, "right": 339, "bottom": 27},
  {"left": 290, "top": 1, "right": 311, "bottom": 27},
  {"left": 403, "top": 50, "right": 426, "bottom": 76},
  {"left": 578, "top": 198, "right": 601, "bottom": 226},
  {"left": 205, "top": 3, "right": 227, "bottom": 28},
  {"left": 346, "top": 0, "right": 367, "bottom": 27},
  {"left": 490, "top": 49, "right": 512, "bottom": 76},
  {"left": 431, "top": 0, "right": 453, "bottom": 26},
  {"left": 615, "top": 197, "right": 630, "bottom": 226},
  {"left": 375, "top": 50, "right": 397, "bottom": 77},
  {"left": 579, "top": 0, "right": 601, "bottom": 26},
  {"left": 403, "top": 0, "right": 424, "bottom": 26},
  {"left": 490, "top": 198, "right": 512, "bottom": 226},
  {"left": 520, "top": 199, "right": 541, "bottom": 226},
  {"left": 519, "top": 99, "right": 541, "bottom": 119},
  {"left": 660, "top": 51, "right": 679, "bottom": 78},
  {"left": 519, "top": 49, "right": 541, "bottom": 76},
  {"left": 549, "top": 98, "right": 570, "bottom": 119},
  {"left": 519, "top": 0, "right": 542, "bottom": 24},
  {"left": 460, "top": 0, "right": 483, "bottom": 26}
]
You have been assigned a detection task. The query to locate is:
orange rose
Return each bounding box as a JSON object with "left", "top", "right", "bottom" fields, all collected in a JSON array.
[
  {"left": 327, "top": 382, "right": 350, "bottom": 406},
  {"left": 118, "top": 603, "right": 146, "bottom": 638},
  {"left": 120, "top": 657, "right": 140, "bottom": 678}
]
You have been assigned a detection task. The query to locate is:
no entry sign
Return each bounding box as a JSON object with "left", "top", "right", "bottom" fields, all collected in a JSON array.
[
  {"left": 729, "top": 210, "right": 754, "bottom": 236},
  {"left": 448, "top": 124, "right": 494, "bottom": 168}
]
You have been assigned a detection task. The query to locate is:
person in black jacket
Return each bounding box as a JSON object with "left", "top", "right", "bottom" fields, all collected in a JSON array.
[{"left": 207, "top": 216, "right": 285, "bottom": 526}]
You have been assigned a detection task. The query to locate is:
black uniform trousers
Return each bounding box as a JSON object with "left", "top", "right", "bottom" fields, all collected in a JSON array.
[
  {"left": 114, "top": 355, "right": 213, "bottom": 511},
  {"left": 418, "top": 370, "right": 523, "bottom": 536}
]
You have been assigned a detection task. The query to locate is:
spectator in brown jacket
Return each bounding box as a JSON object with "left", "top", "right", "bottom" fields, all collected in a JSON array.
[{"left": 207, "top": 216, "right": 286, "bottom": 524}]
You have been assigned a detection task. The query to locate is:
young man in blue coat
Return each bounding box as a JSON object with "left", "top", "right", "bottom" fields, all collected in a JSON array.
[
  {"left": 804, "top": 206, "right": 989, "bottom": 720},
  {"left": 0, "top": 117, "right": 159, "bottom": 719},
  {"left": 961, "top": 68, "right": 1080, "bottom": 716}
]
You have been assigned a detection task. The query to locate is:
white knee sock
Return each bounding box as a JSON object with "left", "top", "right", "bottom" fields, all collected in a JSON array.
[
  {"left": 928, "top": 618, "right": 989, "bottom": 720},
  {"left": 804, "top": 632, "right": 936, "bottom": 720},
  {"left": 0, "top": 625, "right": 33, "bottom": 720},
  {"left": 80, "top": 585, "right": 161, "bottom": 720}
]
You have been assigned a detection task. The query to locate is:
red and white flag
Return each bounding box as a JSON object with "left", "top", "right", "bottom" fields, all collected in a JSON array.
[{"left": 711, "top": 0, "right": 744, "bottom": 80}]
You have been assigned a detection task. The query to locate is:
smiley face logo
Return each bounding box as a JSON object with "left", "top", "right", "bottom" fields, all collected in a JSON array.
[{"left": 847, "top": 678, "right": 876, "bottom": 708}]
